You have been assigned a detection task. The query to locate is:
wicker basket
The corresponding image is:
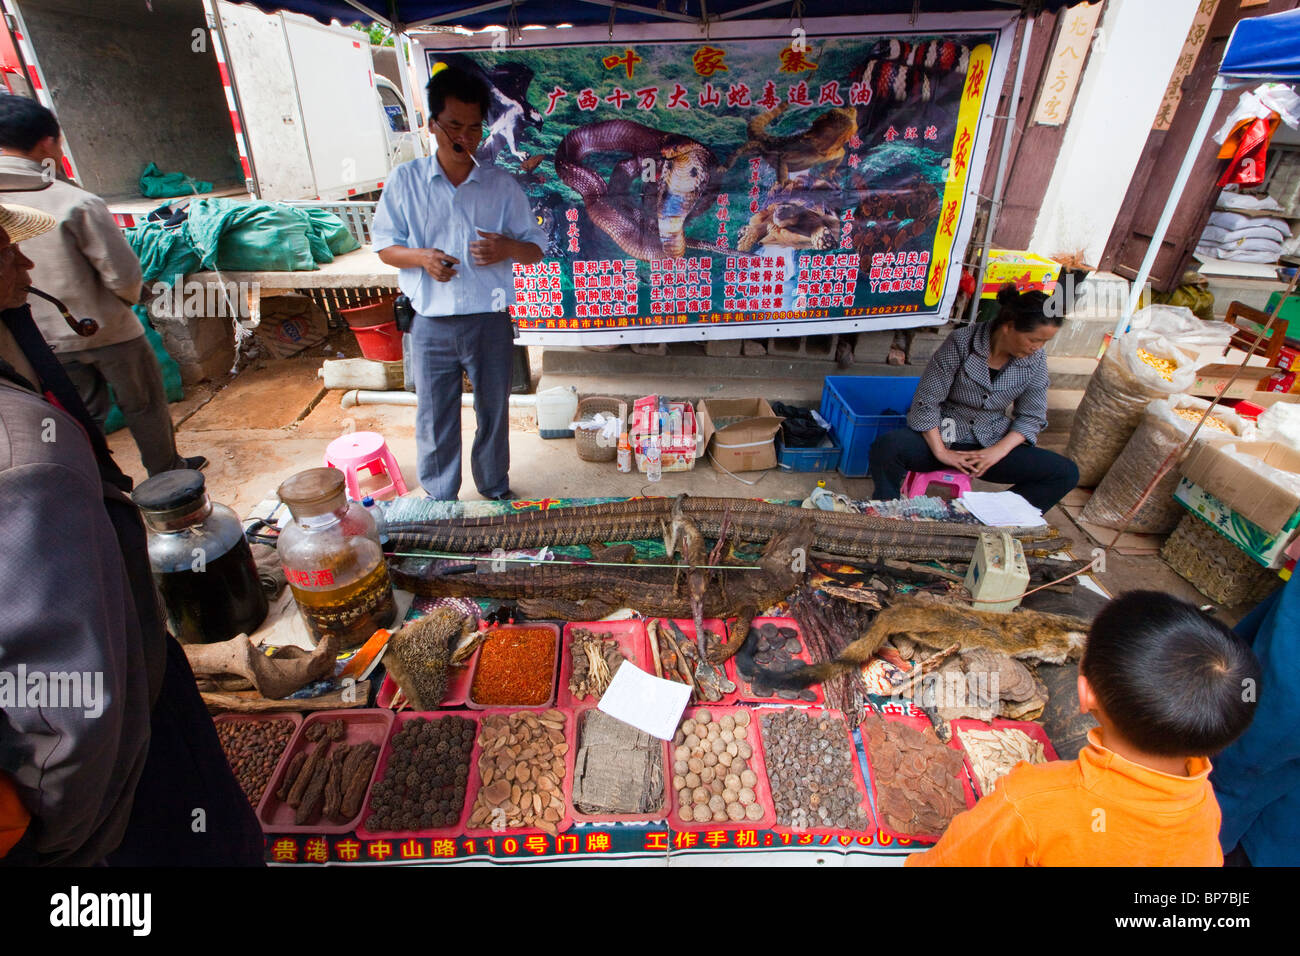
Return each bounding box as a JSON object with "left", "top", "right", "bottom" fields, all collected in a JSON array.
[
  {"left": 575, "top": 396, "right": 623, "bottom": 462},
  {"left": 1161, "top": 514, "right": 1281, "bottom": 605}
]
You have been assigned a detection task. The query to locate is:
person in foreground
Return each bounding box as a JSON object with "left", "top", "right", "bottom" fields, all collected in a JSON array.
[
  {"left": 869, "top": 284, "right": 1079, "bottom": 513},
  {"left": 906, "top": 591, "right": 1260, "bottom": 867},
  {"left": 0, "top": 206, "right": 260, "bottom": 865},
  {"left": 372, "top": 65, "right": 545, "bottom": 501},
  {"left": 1211, "top": 572, "right": 1299, "bottom": 866}
]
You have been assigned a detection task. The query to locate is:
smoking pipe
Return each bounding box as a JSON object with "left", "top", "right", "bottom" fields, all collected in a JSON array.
[{"left": 25, "top": 286, "right": 98, "bottom": 336}]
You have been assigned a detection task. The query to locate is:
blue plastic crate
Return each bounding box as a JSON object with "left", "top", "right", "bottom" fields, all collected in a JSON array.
[
  {"left": 819, "top": 375, "right": 921, "bottom": 477},
  {"left": 775, "top": 435, "right": 842, "bottom": 472}
]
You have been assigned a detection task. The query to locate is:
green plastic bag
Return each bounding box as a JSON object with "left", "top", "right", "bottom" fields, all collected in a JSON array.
[
  {"left": 139, "top": 162, "right": 214, "bottom": 199},
  {"left": 184, "top": 198, "right": 317, "bottom": 272}
]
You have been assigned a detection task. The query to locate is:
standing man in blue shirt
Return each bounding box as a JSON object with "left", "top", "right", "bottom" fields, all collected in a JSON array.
[{"left": 373, "top": 66, "right": 546, "bottom": 500}]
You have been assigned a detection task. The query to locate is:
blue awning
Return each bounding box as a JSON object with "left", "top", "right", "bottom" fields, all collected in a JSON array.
[
  {"left": 228, "top": 0, "right": 1071, "bottom": 30},
  {"left": 1220, "top": 7, "right": 1300, "bottom": 80}
]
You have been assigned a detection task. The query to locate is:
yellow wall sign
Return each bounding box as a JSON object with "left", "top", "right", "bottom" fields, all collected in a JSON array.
[{"left": 927, "top": 43, "right": 993, "bottom": 307}]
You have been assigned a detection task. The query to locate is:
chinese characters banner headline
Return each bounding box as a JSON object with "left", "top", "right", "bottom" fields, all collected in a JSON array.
[{"left": 416, "top": 13, "right": 1017, "bottom": 345}]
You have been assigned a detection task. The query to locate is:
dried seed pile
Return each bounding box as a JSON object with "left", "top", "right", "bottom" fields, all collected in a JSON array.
[
  {"left": 862, "top": 715, "right": 967, "bottom": 838},
  {"left": 365, "top": 716, "right": 475, "bottom": 831},
  {"left": 573, "top": 710, "right": 664, "bottom": 815},
  {"left": 568, "top": 628, "right": 627, "bottom": 700},
  {"left": 1173, "top": 407, "right": 1233, "bottom": 432},
  {"left": 736, "top": 622, "right": 816, "bottom": 701},
  {"left": 217, "top": 718, "right": 295, "bottom": 806},
  {"left": 760, "top": 709, "right": 868, "bottom": 831},
  {"left": 468, "top": 710, "right": 569, "bottom": 834},
  {"left": 672, "top": 709, "right": 764, "bottom": 824},
  {"left": 276, "top": 719, "right": 379, "bottom": 825},
  {"left": 957, "top": 726, "right": 1047, "bottom": 795},
  {"left": 1136, "top": 348, "right": 1177, "bottom": 381}
]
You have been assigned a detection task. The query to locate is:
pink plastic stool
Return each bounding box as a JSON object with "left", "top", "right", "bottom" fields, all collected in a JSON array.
[
  {"left": 324, "top": 431, "right": 408, "bottom": 500},
  {"left": 902, "top": 469, "right": 972, "bottom": 501}
]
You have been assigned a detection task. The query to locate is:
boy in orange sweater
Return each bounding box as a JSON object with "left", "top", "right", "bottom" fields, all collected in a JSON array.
[{"left": 906, "top": 591, "right": 1259, "bottom": 866}]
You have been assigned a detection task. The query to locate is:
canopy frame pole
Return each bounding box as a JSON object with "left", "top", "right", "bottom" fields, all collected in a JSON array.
[
  {"left": 965, "top": 12, "right": 1033, "bottom": 324},
  {"left": 1115, "top": 75, "right": 1230, "bottom": 337}
]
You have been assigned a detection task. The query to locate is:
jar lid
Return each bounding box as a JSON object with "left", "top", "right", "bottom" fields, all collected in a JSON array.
[
  {"left": 278, "top": 467, "right": 346, "bottom": 517},
  {"left": 133, "top": 469, "right": 207, "bottom": 518}
]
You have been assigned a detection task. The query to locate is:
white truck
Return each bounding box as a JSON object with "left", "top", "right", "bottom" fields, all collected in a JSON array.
[{"left": 0, "top": 0, "right": 423, "bottom": 220}]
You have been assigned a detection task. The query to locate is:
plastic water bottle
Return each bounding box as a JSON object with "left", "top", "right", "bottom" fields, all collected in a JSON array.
[
  {"left": 361, "top": 495, "right": 388, "bottom": 546},
  {"left": 645, "top": 436, "right": 662, "bottom": 483}
]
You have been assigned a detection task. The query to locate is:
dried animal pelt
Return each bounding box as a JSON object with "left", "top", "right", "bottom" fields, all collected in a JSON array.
[{"left": 384, "top": 608, "right": 475, "bottom": 711}]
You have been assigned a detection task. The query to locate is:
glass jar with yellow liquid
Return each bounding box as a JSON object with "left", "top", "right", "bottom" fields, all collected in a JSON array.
[{"left": 276, "top": 467, "right": 396, "bottom": 649}]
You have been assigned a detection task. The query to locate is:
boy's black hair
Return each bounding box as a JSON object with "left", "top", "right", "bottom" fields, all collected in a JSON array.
[
  {"left": 992, "top": 283, "right": 1063, "bottom": 334},
  {"left": 426, "top": 66, "right": 490, "bottom": 122},
  {"left": 0, "top": 95, "right": 60, "bottom": 152},
  {"left": 1081, "top": 591, "right": 1260, "bottom": 757}
]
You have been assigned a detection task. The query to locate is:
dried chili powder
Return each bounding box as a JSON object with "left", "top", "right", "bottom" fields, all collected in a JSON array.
[{"left": 470, "top": 627, "right": 557, "bottom": 705}]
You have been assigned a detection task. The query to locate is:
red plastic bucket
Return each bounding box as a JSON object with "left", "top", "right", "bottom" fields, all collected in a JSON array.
[
  {"left": 349, "top": 319, "right": 404, "bottom": 361},
  {"left": 339, "top": 293, "right": 398, "bottom": 329}
]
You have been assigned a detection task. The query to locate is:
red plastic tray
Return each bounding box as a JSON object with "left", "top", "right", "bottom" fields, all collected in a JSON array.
[
  {"left": 462, "top": 707, "right": 577, "bottom": 837},
  {"left": 666, "top": 705, "right": 777, "bottom": 832},
  {"left": 568, "top": 704, "right": 672, "bottom": 825},
  {"left": 355, "top": 711, "right": 482, "bottom": 840},
  {"left": 214, "top": 712, "right": 302, "bottom": 809},
  {"left": 651, "top": 618, "right": 740, "bottom": 706},
  {"left": 728, "top": 617, "right": 824, "bottom": 707},
  {"left": 558, "top": 621, "right": 649, "bottom": 708},
  {"left": 754, "top": 705, "right": 874, "bottom": 835},
  {"left": 376, "top": 653, "right": 477, "bottom": 711},
  {"left": 948, "top": 718, "right": 1060, "bottom": 798},
  {"left": 859, "top": 711, "right": 977, "bottom": 844},
  {"left": 257, "top": 708, "right": 395, "bottom": 834},
  {"left": 466, "top": 623, "right": 562, "bottom": 710}
]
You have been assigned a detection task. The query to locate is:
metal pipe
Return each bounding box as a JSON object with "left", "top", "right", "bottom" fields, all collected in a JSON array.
[
  {"left": 340, "top": 389, "right": 538, "bottom": 408},
  {"left": 1116, "top": 77, "right": 1230, "bottom": 338},
  {"left": 966, "top": 14, "right": 1034, "bottom": 325}
]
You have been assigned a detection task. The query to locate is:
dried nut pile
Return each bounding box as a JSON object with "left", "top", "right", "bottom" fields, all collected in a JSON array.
[
  {"left": 366, "top": 715, "right": 475, "bottom": 831},
  {"left": 1136, "top": 348, "right": 1177, "bottom": 381},
  {"left": 468, "top": 710, "right": 568, "bottom": 834},
  {"left": 568, "top": 628, "right": 627, "bottom": 700},
  {"left": 957, "top": 726, "right": 1046, "bottom": 795},
  {"left": 672, "top": 709, "right": 764, "bottom": 824},
  {"left": 1173, "top": 407, "right": 1233, "bottom": 432},
  {"left": 761, "top": 709, "right": 868, "bottom": 831},
  {"left": 276, "top": 719, "right": 379, "bottom": 825},
  {"left": 737, "top": 622, "right": 816, "bottom": 701},
  {"left": 217, "top": 718, "right": 295, "bottom": 806},
  {"left": 862, "top": 715, "right": 967, "bottom": 838}
]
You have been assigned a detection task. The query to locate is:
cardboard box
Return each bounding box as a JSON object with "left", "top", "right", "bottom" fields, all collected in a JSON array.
[
  {"left": 981, "top": 250, "right": 1060, "bottom": 298},
  {"left": 1188, "top": 363, "right": 1276, "bottom": 401},
  {"left": 696, "top": 398, "right": 784, "bottom": 473},
  {"left": 1174, "top": 440, "right": 1300, "bottom": 568}
]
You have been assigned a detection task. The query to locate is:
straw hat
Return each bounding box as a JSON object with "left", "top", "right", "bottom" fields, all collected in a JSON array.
[{"left": 0, "top": 203, "right": 56, "bottom": 242}]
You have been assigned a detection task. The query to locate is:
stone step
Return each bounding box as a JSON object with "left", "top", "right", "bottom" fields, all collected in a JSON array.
[{"left": 1046, "top": 354, "right": 1099, "bottom": 391}]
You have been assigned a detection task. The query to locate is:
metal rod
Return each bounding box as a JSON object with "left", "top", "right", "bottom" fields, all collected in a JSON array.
[
  {"left": 385, "top": 550, "right": 762, "bottom": 570},
  {"left": 1117, "top": 77, "right": 1229, "bottom": 334}
]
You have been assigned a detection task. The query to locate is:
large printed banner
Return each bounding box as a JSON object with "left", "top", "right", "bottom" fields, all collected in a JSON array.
[{"left": 415, "top": 13, "right": 1016, "bottom": 345}]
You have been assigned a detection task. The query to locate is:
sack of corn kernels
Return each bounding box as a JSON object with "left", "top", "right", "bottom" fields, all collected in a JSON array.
[
  {"left": 1079, "top": 395, "right": 1250, "bottom": 533},
  {"left": 1066, "top": 306, "right": 1234, "bottom": 486}
]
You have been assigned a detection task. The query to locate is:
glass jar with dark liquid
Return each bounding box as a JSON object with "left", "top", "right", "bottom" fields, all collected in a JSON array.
[
  {"left": 276, "top": 467, "right": 396, "bottom": 650},
  {"left": 134, "top": 469, "right": 268, "bottom": 644}
]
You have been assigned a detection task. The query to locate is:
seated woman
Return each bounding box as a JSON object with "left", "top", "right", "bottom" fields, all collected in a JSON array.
[{"left": 869, "top": 285, "right": 1079, "bottom": 513}]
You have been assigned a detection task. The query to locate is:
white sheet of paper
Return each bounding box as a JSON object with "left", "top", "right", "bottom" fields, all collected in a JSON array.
[
  {"left": 961, "top": 491, "right": 1047, "bottom": 527},
  {"left": 597, "top": 661, "right": 692, "bottom": 741}
]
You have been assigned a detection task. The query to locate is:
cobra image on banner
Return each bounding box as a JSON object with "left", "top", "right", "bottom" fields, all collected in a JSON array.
[{"left": 413, "top": 10, "right": 1016, "bottom": 346}]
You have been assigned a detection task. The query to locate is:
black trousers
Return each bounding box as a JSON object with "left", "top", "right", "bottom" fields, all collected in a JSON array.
[{"left": 868, "top": 427, "right": 1079, "bottom": 513}]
